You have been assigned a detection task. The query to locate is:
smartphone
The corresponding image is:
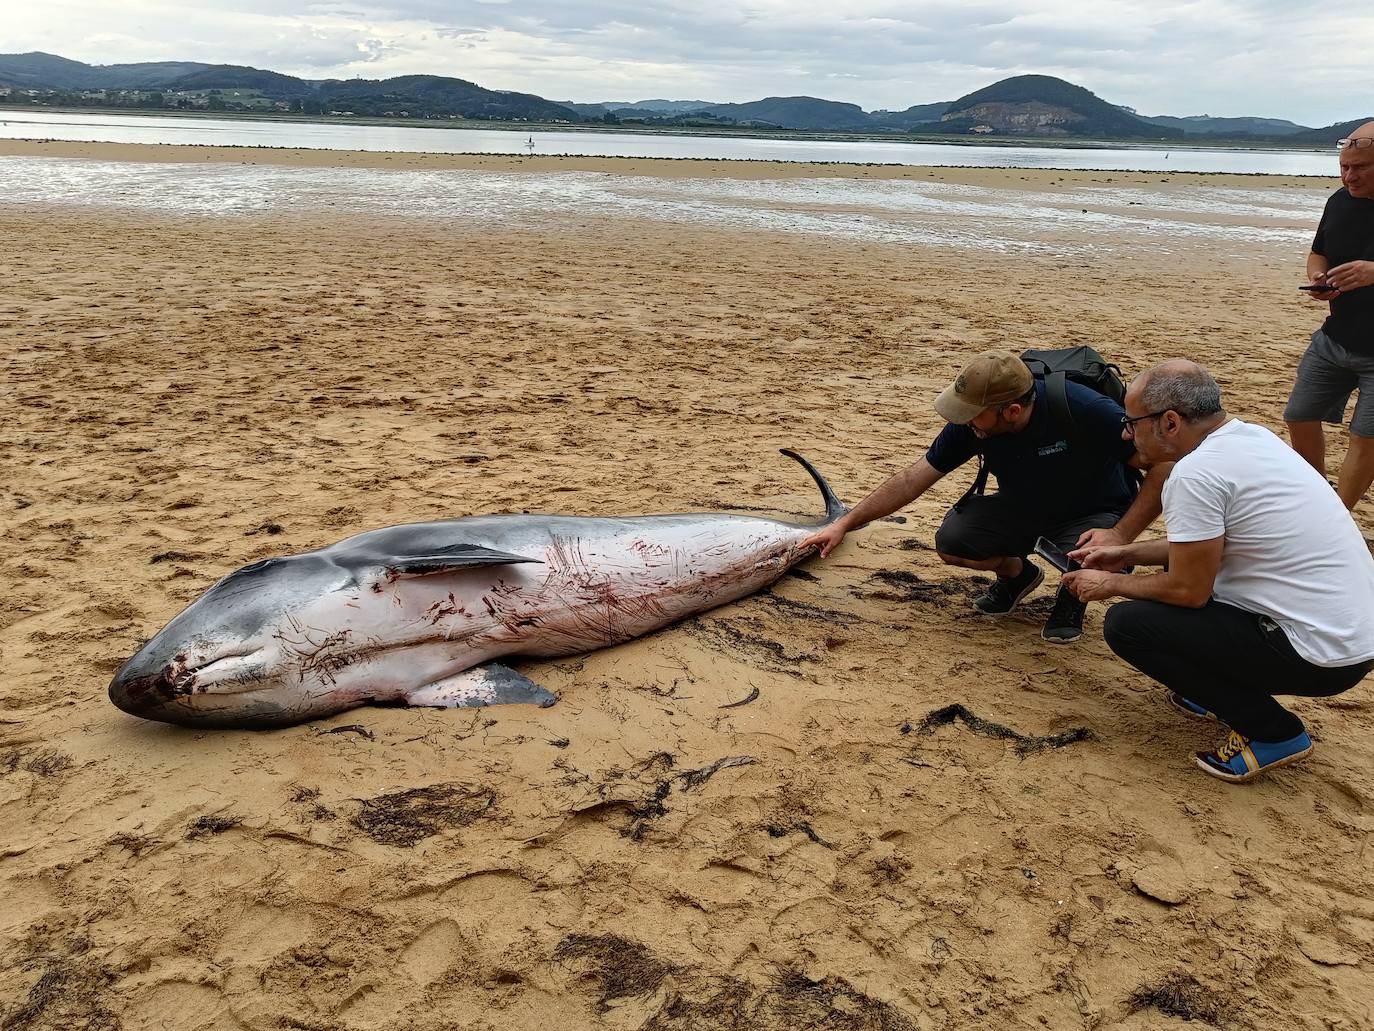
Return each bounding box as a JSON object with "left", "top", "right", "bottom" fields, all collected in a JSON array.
[
  {"left": 1033, "top": 536, "right": 1078, "bottom": 574},
  {"left": 1299, "top": 284, "right": 1339, "bottom": 292}
]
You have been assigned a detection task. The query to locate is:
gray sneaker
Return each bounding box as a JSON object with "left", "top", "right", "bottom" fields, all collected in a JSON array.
[{"left": 972, "top": 559, "right": 1044, "bottom": 615}]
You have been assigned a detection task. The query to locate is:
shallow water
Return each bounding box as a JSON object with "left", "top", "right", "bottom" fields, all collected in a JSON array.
[
  {"left": 0, "top": 109, "right": 1341, "bottom": 176},
  {"left": 0, "top": 156, "right": 1323, "bottom": 257}
]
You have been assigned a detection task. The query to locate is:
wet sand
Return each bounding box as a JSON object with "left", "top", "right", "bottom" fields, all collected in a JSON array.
[{"left": 0, "top": 151, "right": 1370, "bottom": 1030}]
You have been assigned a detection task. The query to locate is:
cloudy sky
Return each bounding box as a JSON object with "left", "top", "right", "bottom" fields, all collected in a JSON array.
[{"left": 7, "top": 1, "right": 1371, "bottom": 124}]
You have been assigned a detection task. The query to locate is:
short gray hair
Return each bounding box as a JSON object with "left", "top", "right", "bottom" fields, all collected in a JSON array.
[{"left": 1138, "top": 363, "right": 1223, "bottom": 421}]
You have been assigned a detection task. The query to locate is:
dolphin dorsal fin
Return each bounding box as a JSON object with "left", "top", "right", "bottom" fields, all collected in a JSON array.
[{"left": 385, "top": 544, "right": 543, "bottom": 578}]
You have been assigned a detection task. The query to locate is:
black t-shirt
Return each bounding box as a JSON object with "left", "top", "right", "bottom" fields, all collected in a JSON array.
[
  {"left": 926, "top": 379, "right": 1138, "bottom": 520},
  {"left": 1313, "top": 188, "right": 1374, "bottom": 355}
]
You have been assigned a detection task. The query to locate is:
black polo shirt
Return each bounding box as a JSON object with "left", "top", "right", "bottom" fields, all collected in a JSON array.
[
  {"left": 926, "top": 379, "right": 1138, "bottom": 520},
  {"left": 1313, "top": 188, "right": 1374, "bottom": 355}
]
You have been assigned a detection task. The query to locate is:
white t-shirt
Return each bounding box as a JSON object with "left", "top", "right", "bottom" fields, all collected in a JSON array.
[{"left": 1163, "top": 419, "right": 1374, "bottom": 667}]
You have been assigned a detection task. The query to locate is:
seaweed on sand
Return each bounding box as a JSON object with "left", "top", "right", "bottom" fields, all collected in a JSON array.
[
  {"left": 21, "top": 750, "right": 73, "bottom": 777},
  {"left": 643, "top": 978, "right": 755, "bottom": 1031},
  {"left": 765, "top": 968, "right": 918, "bottom": 1031},
  {"left": 4, "top": 958, "right": 119, "bottom": 1031},
  {"left": 352, "top": 783, "right": 496, "bottom": 847},
  {"left": 915, "top": 703, "right": 1092, "bottom": 756},
  {"left": 643, "top": 971, "right": 919, "bottom": 1031},
  {"left": 554, "top": 933, "right": 677, "bottom": 1008},
  {"left": 860, "top": 570, "right": 981, "bottom": 604},
  {"left": 186, "top": 813, "right": 243, "bottom": 838},
  {"left": 1127, "top": 973, "right": 1232, "bottom": 1025}
]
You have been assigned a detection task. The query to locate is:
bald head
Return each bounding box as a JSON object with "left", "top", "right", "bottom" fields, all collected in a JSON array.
[
  {"left": 1134, "top": 360, "right": 1224, "bottom": 422},
  {"left": 1341, "top": 121, "right": 1374, "bottom": 197}
]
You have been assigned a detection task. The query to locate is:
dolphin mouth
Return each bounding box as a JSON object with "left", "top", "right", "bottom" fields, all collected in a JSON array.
[
  {"left": 109, "top": 650, "right": 267, "bottom": 718},
  {"left": 108, "top": 665, "right": 177, "bottom": 716}
]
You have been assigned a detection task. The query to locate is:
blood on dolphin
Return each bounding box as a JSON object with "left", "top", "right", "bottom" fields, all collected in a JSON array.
[{"left": 108, "top": 450, "right": 846, "bottom": 729}]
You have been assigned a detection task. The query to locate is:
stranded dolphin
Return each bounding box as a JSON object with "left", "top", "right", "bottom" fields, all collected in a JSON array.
[{"left": 108, "top": 450, "right": 845, "bottom": 728}]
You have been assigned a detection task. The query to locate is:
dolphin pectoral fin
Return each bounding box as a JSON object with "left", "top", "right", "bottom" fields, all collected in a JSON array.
[
  {"left": 405, "top": 664, "right": 557, "bottom": 710},
  {"left": 386, "top": 545, "right": 544, "bottom": 578}
]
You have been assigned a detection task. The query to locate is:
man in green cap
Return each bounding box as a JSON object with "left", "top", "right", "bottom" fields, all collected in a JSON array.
[{"left": 804, "top": 350, "right": 1163, "bottom": 643}]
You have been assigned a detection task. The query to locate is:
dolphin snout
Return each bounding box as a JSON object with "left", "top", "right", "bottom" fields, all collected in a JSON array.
[{"left": 108, "top": 662, "right": 177, "bottom": 717}]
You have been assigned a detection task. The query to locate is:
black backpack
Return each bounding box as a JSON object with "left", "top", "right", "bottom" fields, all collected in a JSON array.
[
  {"left": 961, "top": 345, "right": 1131, "bottom": 503},
  {"left": 1020, "top": 346, "right": 1127, "bottom": 431}
]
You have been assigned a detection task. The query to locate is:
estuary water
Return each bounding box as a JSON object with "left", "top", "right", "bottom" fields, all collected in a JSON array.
[{"left": 0, "top": 109, "right": 1339, "bottom": 176}]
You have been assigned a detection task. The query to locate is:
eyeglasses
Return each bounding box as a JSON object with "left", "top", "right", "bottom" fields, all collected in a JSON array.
[
  {"left": 1337, "top": 138, "right": 1374, "bottom": 150},
  {"left": 1121, "top": 409, "right": 1169, "bottom": 435}
]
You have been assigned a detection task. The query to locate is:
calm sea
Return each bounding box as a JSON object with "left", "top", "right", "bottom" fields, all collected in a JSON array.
[{"left": 0, "top": 109, "right": 1341, "bottom": 176}]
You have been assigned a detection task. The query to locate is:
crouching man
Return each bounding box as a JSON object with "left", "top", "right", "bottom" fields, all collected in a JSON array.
[
  {"left": 1065, "top": 360, "right": 1374, "bottom": 782},
  {"left": 804, "top": 349, "right": 1164, "bottom": 643}
]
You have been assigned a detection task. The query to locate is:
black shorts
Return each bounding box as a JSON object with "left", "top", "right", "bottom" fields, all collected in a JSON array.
[{"left": 934, "top": 493, "right": 1125, "bottom": 561}]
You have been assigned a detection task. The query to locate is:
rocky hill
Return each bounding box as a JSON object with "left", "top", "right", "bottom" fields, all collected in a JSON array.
[{"left": 922, "top": 75, "right": 1180, "bottom": 139}]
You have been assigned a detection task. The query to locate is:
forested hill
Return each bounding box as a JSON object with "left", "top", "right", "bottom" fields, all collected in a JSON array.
[
  {"left": 924, "top": 75, "right": 1180, "bottom": 139},
  {"left": 695, "top": 97, "right": 874, "bottom": 130},
  {"left": 1139, "top": 114, "right": 1308, "bottom": 136},
  {"left": 0, "top": 53, "right": 580, "bottom": 121},
  {"left": 1284, "top": 117, "right": 1374, "bottom": 148}
]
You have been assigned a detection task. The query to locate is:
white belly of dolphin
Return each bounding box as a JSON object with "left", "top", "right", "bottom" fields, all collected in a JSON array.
[{"left": 291, "top": 519, "right": 800, "bottom": 706}]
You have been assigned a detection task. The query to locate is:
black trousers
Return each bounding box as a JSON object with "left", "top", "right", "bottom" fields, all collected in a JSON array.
[
  {"left": 935, "top": 493, "right": 1124, "bottom": 562},
  {"left": 1103, "top": 599, "right": 1374, "bottom": 741}
]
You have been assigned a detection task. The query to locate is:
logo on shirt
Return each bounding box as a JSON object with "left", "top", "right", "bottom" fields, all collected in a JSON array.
[{"left": 1037, "top": 439, "right": 1069, "bottom": 457}]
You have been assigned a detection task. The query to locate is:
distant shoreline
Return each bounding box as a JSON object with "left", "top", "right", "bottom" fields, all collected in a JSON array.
[
  {"left": 0, "top": 103, "right": 1337, "bottom": 155},
  {"left": 0, "top": 138, "right": 1338, "bottom": 188}
]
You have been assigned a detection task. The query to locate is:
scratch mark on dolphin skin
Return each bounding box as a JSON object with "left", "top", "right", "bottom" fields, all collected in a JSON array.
[
  {"left": 275, "top": 618, "right": 356, "bottom": 687},
  {"left": 424, "top": 593, "right": 462, "bottom": 625}
]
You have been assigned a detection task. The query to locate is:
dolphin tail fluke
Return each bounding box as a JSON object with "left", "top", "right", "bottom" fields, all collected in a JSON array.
[
  {"left": 780, "top": 448, "right": 848, "bottom": 524},
  {"left": 405, "top": 663, "right": 556, "bottom": 709}
]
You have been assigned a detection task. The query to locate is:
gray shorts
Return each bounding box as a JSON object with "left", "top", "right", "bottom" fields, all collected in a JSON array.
[{"left": 1284, "top": 329, "right": 1374, "bottom": 437}]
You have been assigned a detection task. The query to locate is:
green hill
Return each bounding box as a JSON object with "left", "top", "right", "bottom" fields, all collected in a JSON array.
[
  {"left": 1284, "top": 117, "right": 1374, "bottom": 148},
  {"left": 926, "top": 75, "right": 1180, "bottom": 139},
  {"left": 317, "top": 75, "right": 578, "bottom": 121},
  {"left": 1139, "top": 114, "right": 1310, "bottom": 137},
  {"left": 0, "top": 52, "right": 210, "bottom": 89},
  {"left": 166, "top": 65, "right": 312, "bottom": 96},
  {"left": 699, "top": 96, "right": 874, "bottom": 130},
  {"left": 0, "top": 54, "right": 579, "bottom": 122},
  {"left": 869, "top": 102, "right": 952, "bottom": 129}
]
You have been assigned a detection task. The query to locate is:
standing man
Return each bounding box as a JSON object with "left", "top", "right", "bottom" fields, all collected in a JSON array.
[
  {"left": 1066, "top": 361, "right": 1374, "bottom": 783},
  {"left": 803, "top": 350, "right": 1164, "bottom": 644},
  {"left": 1284, "top": 121, "right": 1374, "bottom": 511}
]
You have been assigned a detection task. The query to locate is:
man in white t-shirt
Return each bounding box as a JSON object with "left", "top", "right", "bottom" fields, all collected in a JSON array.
[{"left": 1063, "top": 360, "right": 1374, "bottom": 783}]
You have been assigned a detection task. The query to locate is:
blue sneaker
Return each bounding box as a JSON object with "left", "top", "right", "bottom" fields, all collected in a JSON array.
[
  {"left": 1168, "top": 692, "right": 1217, "bottom": 722},
  {"left": 1195, "top": 729, "right": 1313, "bottom": 783}
]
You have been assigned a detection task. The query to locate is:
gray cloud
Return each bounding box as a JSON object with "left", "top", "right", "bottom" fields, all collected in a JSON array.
[{"left": 6, "top": 0, "right": 1370, "bottom": 125}]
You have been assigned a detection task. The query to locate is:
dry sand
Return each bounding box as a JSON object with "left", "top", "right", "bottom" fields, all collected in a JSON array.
[{"left": 1, "top": 145, "right": 1371, "bottom": 1030}]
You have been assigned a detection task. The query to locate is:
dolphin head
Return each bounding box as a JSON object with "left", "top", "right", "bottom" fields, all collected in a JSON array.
[{"left": 109, "top": 553, "right": 351, "bottom": 728}]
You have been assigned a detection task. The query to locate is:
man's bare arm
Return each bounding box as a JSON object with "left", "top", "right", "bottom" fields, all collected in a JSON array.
[
  {"left": 802, "top": 458, "right": 945, "bottom": 557},
  {"left": 1064, "top": 537, "right": 1223, "bottom": 605}
]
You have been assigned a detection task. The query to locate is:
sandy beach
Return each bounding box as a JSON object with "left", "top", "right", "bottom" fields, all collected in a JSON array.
[{"left": 1, "top": 143, "right": 1369, "bottom": 1030}]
